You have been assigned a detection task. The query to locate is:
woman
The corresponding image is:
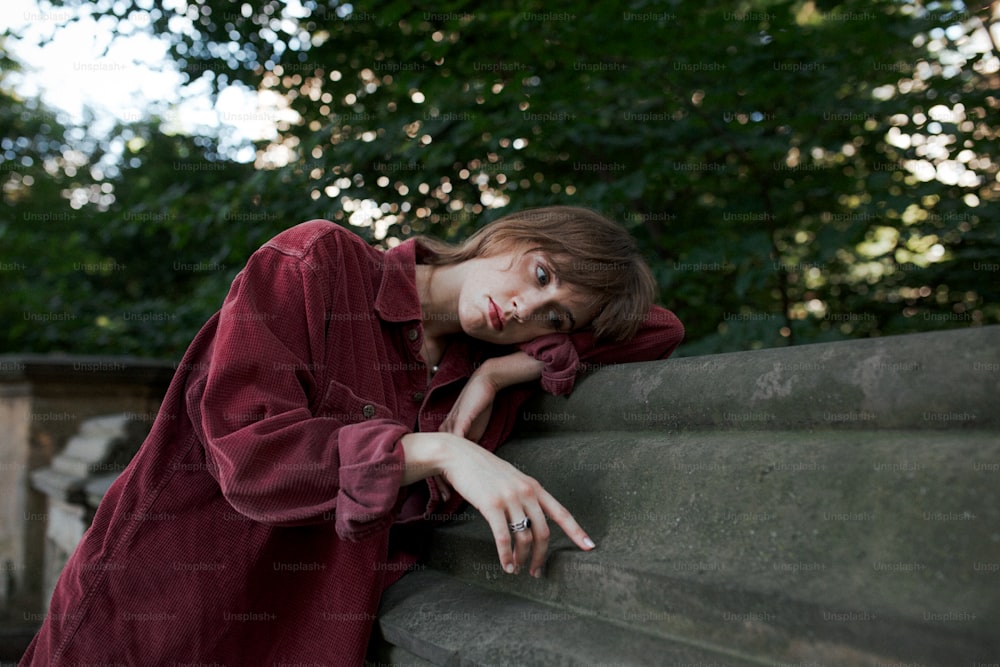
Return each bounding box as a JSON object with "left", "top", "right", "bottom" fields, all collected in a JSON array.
[{"left": 22, "top": 206, "right": 683, "bottom": 666}]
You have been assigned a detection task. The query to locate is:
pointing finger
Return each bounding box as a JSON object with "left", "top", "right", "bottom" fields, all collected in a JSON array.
[{"left": 538, "top": 490, "right": 596, "bottom": 552}]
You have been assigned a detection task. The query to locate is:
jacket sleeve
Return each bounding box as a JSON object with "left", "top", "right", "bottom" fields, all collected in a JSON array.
[
  {"left": 517, "top": 305, "right": 685, "bottom": 396},
  {"left": 187, "top": 242, "right": 409, "bottom": 541}
]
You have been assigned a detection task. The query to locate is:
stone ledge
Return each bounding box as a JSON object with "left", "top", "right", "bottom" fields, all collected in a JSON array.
[
  {"left": 523, "top": 325, "right": 1000, "bottom": 432},
  {"left": 0, "top": 354, "right": 175, "bottom": 387},
  {"left": 376, "top": 570, "right": 763, "bottom": 666},
  {"left": 376, "top": 326, "right": 1000, "bottom": 666},
  {"left": 31, "top": 414, "right": 149, "bottom": 505},
  {"left": 28, "top": 413, "right": 152, "bottom": 619},
  {"left": 419, "top": 430, "right": 999, "bottom": 665}
]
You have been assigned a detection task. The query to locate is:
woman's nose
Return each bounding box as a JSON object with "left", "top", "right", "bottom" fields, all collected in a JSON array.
[{"left": 514, "top": 296, "right": 543, "bottom": 323}]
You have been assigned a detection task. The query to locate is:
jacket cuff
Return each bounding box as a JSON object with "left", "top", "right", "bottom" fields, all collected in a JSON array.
[
  {"left": 518, "top": 333, "right": 580, "bottom": 396},
  {"left": 335, "top": 420, "right": 410, "bottom": 540}
]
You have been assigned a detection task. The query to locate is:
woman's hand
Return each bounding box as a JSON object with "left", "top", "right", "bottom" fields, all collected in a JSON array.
[
  {"left": 435, "top": 351, "right": 545, "bottom": 504},
  {"left": 440, "top": 435, "right": 596, "bottom": 578},
  {"left": 434, "top": 373, "right": 497, "bottom": 502},
  {"left": 440, "top": 351, "right": 545, "bottom": 442},
  {"left": 401, "top": 431, "right": 596, "bottom": 578}
]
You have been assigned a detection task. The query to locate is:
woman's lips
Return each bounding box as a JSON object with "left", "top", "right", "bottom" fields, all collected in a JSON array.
[{"left": 488, "top": 298, "right": 504, "bottom": 331}]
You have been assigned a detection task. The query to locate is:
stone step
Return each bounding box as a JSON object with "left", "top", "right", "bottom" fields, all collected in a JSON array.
[
  {"left": 51, "top": 435, "right": 123, "bottom": 477},
  {"left": 47, "top": 414, "right": 150, "bottom": 479},
  {"left": 376, "top": 569, "right": 765, "bottom": 666},
  {"left": 524, "top": 326, "right": 1000, "bottom": 432},
  {"left": 419, "top": 428, "right": 1000, "bottom": 666},
  {"left": 77, "top": 414, "right": 136, "bottom": 438}
]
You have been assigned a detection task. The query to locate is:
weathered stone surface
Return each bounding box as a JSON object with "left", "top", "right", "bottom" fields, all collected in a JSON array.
[
  {"left": 378, "top": 570, "right": 762, "bottom": 666},
  {"left": 376, "top": 326, "right": 1000, "bottom": 666},
  {"left": 424, "top": 430, "right": 999, "bottom": 666},
  {"left": 523, "top": 325, "right": 999, "bottom": 432}
]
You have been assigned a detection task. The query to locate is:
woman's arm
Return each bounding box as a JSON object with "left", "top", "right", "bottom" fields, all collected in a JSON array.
[
  {"left": 532, "top": 304, "right": 684, "bottom": 395},
  {"left": 400, "top": 430, "right": 595, "bottom": 579},
  {"left": 423, "top": 304, "right": 682, "bottom": 575},
  {"left": 439, "top": 353, "right": 544, "bottom": 441},
  {"left": 440, "top": 305, "right": 684, "bottom": 438},
  {"left": 190, "top": 237, "right": 410, "bottom": 541}
]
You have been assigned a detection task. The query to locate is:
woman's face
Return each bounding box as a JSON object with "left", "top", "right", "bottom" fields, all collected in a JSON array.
[{"left": 455, "top": 245, "right": 597, "bottom": 345}]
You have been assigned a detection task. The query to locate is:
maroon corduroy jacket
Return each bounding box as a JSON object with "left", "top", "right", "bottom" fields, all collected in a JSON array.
[{"left": 21, "top": 220, "right": 683, "bottom": 666}]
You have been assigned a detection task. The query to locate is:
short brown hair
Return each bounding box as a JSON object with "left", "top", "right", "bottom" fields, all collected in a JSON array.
[{"left": 416, "top": 206, "right": 656, "bottom": 341}]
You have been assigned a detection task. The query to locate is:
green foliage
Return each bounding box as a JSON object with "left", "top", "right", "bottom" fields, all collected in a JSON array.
[{"left": 2, "top": 0, "right": 997, "bottom": 358}]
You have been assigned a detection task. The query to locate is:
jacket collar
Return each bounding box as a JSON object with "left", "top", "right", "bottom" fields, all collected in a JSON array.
[
  {"left": 372, "top": 238, "right": 489, "bottom": 383},
  {"left": 373, "top": 238, "right": 424, "bottom": 323}
]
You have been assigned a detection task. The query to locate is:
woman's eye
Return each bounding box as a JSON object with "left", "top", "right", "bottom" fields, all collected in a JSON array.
[{"left": 536, "top": 264, "right": 550, "bottom": 286}]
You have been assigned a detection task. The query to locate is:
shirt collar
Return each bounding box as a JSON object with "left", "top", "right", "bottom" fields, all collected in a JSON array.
[
  {"left": 373, "top": 238, "right": 496, "bottom": 383},
  {"left": 373, "top": 238, "right": 425, "bottom": 323}
]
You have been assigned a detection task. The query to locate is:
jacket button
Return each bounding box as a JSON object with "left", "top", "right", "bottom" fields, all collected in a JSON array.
[
  {"left": 362, "top": 404, "right": 376, "bottom": 419},
  {"left": 412, "top": 392, "right": 425, "bottom": 402},
  {"left": 407, "top": 329, "right": 419, "bottom": 341}
]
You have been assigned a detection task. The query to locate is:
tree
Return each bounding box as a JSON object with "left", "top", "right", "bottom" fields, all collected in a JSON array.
[
  {"left": 0, "top": 41, "right": 100, "bottom": 350},
  {"left": 0, "top": 41, "right": 264, "bottom": 355},
  {"left": 3, "top": 0, "right": 997, "bottom": 357}
]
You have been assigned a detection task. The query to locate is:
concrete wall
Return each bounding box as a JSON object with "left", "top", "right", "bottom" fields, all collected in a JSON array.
[{"left": 0, "top": 355, "right": 173, "bottom": 619}]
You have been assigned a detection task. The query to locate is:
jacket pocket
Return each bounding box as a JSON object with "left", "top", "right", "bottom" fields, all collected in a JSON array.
[{"left": 315, "top": 379, "right": 391, "bottom": 423}]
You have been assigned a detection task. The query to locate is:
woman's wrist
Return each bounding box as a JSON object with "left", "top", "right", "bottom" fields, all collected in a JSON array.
[{"left": 400, "top": 432, "right": 458, "bottom": 486}]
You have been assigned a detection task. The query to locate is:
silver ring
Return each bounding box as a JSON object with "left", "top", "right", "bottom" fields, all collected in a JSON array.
[{"left": 509, "top": 517, "right": 531, "bottom": 533}]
